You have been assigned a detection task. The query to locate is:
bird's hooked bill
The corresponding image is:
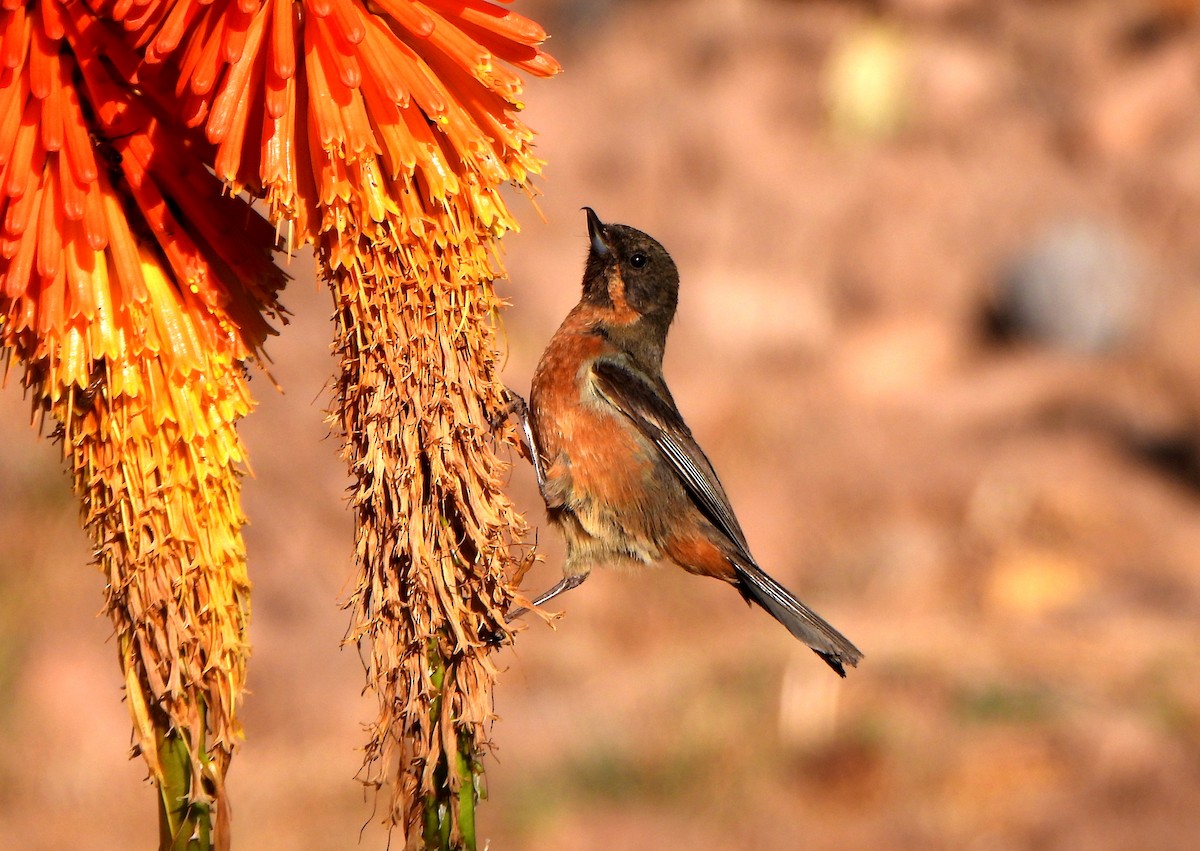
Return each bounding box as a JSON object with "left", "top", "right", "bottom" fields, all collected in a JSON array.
[{"left": 583, "top": 206, "right": 610, "bottom": 257}]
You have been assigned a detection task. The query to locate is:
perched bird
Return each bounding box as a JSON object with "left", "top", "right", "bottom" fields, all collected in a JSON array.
[{"left": 510, "top": 208, "right": 862, "bottom": 677}]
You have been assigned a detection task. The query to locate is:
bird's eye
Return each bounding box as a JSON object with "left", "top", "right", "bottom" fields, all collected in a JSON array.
[{"left": 629, "top": 253, "right": 648, "bottom": 269}]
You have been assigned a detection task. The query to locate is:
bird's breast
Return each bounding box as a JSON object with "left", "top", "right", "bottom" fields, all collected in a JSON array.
[{"left": 529, "top": 329, "right": 661, "bottom": 517}]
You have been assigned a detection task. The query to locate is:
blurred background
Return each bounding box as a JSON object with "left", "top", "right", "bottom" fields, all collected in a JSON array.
[{"left": 4, "top": 0, "right": 1200, "bottom": 847}]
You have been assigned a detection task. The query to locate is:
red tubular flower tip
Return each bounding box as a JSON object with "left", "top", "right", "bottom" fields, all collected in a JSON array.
[
  {"left": 59, "top": 159, "right": 87, "bottom": 221},
  {"left": 1, "top": 2, "right": 26, "bottom": 70},
  {"left": 61, "top": 81, "right": 99, "bottom": 185},
  {"left": 7, "top": 101, "right": 40, "bottom": 198},
  {"left": 38, "top": 0, "right": 65, "bottom": 40},
  {"left": 327, "top": 0, "right": 366, "bottom": 47},
  {"left": 370, "top": 0, "right": 436, "bottom": 39},
  {"left": 149, "top": 1, "right": 203, "bottom": 60},
  {"left": 310, "top": 11, "right": 362, "bottom": 90},
  {"left": 220, "top": 6, "right": 259, "bottom": 66},
  {"left": 207, "top": 3, "right": 268, "bottom": 144},
  {"left": 269, "top": 0, "right": 296, "bottom": 79},
  {"left": 36, "top": 168, "right": 62, "bottom": 281}
]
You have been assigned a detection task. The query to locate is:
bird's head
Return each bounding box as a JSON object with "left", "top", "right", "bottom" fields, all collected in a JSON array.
[{"left": 580, "top": 208, "right": 680, "bottom": 332}]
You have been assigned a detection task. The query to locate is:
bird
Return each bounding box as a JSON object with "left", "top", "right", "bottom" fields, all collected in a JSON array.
[{"left": 506, "top": 208, "right": 862, "bottom": 677}]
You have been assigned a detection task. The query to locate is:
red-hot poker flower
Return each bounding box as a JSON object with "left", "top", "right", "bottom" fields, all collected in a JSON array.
[{"left": 1, "top": 0, "right": 286, "bottom": 845}]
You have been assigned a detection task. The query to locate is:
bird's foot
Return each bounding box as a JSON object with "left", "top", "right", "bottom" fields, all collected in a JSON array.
[
  {"left": 504, "top": 573, "right": 588, "bottom": 623},
  {"left": 491, "top": 387, "right": 549, "bottom": 494}
]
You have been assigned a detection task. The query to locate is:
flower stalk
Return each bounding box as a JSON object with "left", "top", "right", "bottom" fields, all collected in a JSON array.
[
  {"left": 156, "top": 707, "right": 212, "bottom": 851},
  {"left": 422, "top": 638, "right": 484, "bottom": 850},
  {"left": 328, "top": 213, "right": 531, "bottom": 845}
]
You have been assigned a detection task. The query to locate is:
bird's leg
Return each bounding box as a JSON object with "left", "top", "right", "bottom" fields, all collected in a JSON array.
[
  {"left": 505, "top": 573, "right": 589, "bottom": 623},
  {"left": 530, "top": 572, "right": 588, "bottom": 607},
  {"left": 492, "top": 387, "right": 549, "bottom": 497}
]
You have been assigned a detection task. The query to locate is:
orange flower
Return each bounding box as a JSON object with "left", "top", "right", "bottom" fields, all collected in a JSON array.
[
  {"left": 2, "top": 0, "right": 285, "bottom": 378},
  {"left": 1, "top": 1, "right": 286, "bottom": 846},
  {"left": 100, "top": 0, "right": 561, "bottom": 249}
]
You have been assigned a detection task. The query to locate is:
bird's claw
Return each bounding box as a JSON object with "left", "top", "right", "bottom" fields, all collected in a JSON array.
[{"left": 492, "top": 386, "right": 549, "bottom": 494}]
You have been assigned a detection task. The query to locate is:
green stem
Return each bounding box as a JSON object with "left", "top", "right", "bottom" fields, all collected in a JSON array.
[
  {"left": 422, "top": 640, "right": 482, "bottom": 851},
  {"left": 455, "top": 730, "right": 480, "bottom": 850},
  {"left": 156, "top": 720, "right": 212, "bottom": 851}
]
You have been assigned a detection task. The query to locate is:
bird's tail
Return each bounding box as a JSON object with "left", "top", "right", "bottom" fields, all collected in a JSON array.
[{"left": 732, "top": 560, "right": 863, "bottom": 677}]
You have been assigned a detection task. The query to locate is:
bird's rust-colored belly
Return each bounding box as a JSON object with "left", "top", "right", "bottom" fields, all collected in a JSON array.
[{"left": 530, "top": 333, "right": 669, "bottom": 566}]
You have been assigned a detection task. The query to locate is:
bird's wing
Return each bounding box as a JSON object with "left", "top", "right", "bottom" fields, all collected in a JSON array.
[
  {"left": 593, "top": 358, "right": 864, "bottom": 676},
  {"left": 591, "top": 359, "right": 754, "bottom": 560}
]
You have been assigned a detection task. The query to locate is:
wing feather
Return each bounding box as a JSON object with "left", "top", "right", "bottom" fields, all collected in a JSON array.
[
  {"left": 592, "top": 359, "right": 864, "bottom": 675},
  {"left": 591, "top": 359, "right": 753, "bottom": 559}
]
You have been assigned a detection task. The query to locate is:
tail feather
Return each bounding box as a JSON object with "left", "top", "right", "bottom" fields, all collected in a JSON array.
[{"left": 732, "top": 560, "right": 863, "bottom": 677}]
